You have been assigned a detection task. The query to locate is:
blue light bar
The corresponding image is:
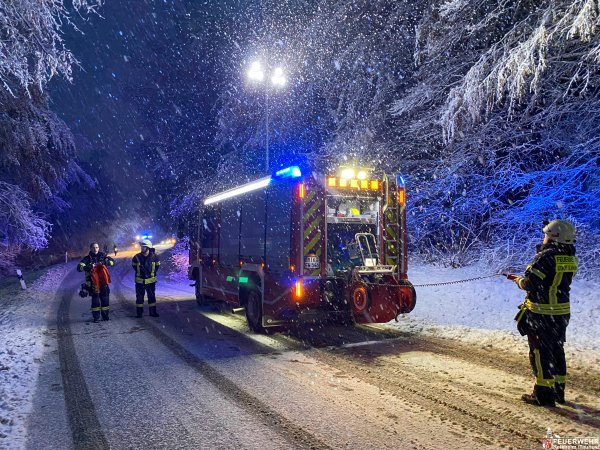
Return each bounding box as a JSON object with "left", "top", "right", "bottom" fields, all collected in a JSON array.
[{"left": 274, "top": 166, "right": 302, "bottom": 179}]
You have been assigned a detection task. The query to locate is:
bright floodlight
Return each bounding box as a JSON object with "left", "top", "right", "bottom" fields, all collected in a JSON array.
[
  {"left": 248, "top": 61, "right": 264, "bottom": 81},
  {"left": 271, "top": 67, "right": 286, "bottom": 86},
  {"left": 341, "top": 168, "right": 355, "bottom": 180},
  {"left": 357, "top": 170, "right": 367, "bottom": 180}
]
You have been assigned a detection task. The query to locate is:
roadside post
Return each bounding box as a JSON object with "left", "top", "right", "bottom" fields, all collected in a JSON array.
[{"left": 16, "top": 269, "right": 27, "bottom": 289}]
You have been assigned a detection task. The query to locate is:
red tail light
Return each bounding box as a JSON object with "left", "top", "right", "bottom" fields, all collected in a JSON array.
[{"left": 294, "top": 280, "right": 303, "bottom": 299}]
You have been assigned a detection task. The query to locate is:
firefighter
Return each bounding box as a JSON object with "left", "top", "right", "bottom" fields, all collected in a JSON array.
[
  {"left": 512, "top": 219, "right": 577, "bottom": 407},
  {"left": 113, "top": 244, "right": 118, "bottom": 256},
  {"left": 78, "top": 242, "right": 115, "bottom": 322},
  {"left": 132, "top": 239, "right": 160, "bottom": 318}
]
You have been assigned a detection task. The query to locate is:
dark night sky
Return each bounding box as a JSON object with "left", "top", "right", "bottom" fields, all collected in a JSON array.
[{"left": 49, "top": 0, "right": 252, "bottom": 223}]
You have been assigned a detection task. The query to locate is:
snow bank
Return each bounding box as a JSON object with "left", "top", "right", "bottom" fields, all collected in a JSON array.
[
  {"left": 390, "top": 261, "right": 600, "bottom": 366},
  {"left": 0, "top": 264, "right": 69, "bottom": 449}
]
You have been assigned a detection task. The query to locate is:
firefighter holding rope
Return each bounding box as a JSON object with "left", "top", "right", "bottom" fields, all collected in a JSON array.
[{"left": 509, "top": 220, "right": 577, "bottom": 407}]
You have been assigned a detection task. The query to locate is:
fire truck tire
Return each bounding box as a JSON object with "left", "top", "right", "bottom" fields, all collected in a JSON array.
[{"left": 245, "top": 289, "right": 265, "bottom": 333}]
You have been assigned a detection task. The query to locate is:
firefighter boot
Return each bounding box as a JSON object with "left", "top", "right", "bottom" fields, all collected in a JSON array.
[
  {"left": 149, "top": 306, "right": 159, "bottom": 318},
  {"left": 555, "top": 383, "right": 566, "bottom": 404},
  {"left": 522, "top": 385, "right": 556, "bottom": 407},
  {"left": 136, "top": 308, "right": 143, "bottom": 318}
]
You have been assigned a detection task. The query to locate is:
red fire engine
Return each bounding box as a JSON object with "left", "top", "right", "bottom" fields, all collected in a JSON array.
[{"left": 188, "top": 165, "right": 416, "bottom": 332}]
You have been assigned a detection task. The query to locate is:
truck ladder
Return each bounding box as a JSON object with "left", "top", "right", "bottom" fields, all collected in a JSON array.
[{"left": 382, "top": 174, "right": 400, "bottom": 268}]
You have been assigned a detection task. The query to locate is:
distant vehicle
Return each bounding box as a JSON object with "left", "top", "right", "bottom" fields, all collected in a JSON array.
[{"left": 188, "top": 164, "right": 416, "bottom": 332}]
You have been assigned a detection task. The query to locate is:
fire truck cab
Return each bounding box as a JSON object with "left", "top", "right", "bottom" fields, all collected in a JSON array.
[{"left": 188, "top": 164, "right": 416, "bottom": 332}]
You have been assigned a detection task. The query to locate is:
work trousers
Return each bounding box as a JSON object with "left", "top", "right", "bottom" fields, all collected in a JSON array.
[
  {"left": 91, "top": 286, "right": 110, "bottom": 321},
  {"left": 135, "top": 282, "right": 157, "bottom": 315},
  {"left": 526, "top": 314, "right": 569, "bottom": 401}
]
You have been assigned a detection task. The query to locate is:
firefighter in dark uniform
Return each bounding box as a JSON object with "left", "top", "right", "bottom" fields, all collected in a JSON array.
[
  {"left": 78, "top": 242, "right": 115, "bottom": 322},
  {"left": 512, "top": 220, "right": 577, "bottom": 407},
  {"left": 132, "top": 239, "right": 160, "bottom": 318}
]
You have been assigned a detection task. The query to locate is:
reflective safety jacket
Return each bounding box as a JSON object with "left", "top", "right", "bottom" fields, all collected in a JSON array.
[
  {"left": 515, "top": 241, "right": 577, "bottom": 323},
  {"left": 78, "top": 252, "right": 115, "bottom": 289},
  {"left": 132, "top": 251, "right": 160, "bottom": 285}
]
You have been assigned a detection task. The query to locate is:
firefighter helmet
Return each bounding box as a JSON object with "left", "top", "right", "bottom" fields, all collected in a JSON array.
[
  {"left": 140, "top": 239, "right": 153, "bottom": 248},
  {"left": 543, "top": 220, "right": 576, "bottom": 244}
]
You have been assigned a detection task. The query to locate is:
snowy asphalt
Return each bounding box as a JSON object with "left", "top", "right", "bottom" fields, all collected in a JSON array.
[
  {"left": 28, "top": 263, "right": 318, "bottom": 450},
  {"left": 21, "top": 257, "right": 600, "bottom": 450}
]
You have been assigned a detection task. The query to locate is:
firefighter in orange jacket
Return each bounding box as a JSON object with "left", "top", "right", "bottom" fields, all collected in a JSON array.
[
  {"left": 512, "top": 220, "right": 577, "bottom": 407},
  {"left": 78, "top": 242, "right": 115, "bottom": 322},
  {"left": 132, "top": 239, "right": 161, "bottom": 318}
]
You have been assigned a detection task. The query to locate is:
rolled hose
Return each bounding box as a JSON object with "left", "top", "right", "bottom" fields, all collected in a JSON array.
[
  {"left": 350, "top": 281, "right": 370, "bottom": 314},
  {"left": 397, "top": 281, "right": 417, "bottom": 315}
]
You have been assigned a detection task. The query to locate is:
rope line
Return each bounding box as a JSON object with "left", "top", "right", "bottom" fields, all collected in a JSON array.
[
  {"left": 412, "top": 273, "right": 504, "bottom": 287},
  {"left": 359, "top": 273, "right": 505, "bottom": 289}
]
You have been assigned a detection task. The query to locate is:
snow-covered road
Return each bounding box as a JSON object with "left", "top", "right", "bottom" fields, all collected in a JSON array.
[{"left": 1, "top": 256, "right": 598, "bottom": 449}]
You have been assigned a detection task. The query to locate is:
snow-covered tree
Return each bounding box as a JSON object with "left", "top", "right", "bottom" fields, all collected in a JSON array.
[
  {"left": 0, "top": 0, "right": 102, "bottom": 95},
  {"left": 209, "top": 0, "right": 599, "bottom": 275},
  {"left": 391, "top": 0, "right": 600, "bottom": 273},
  {"left": 0, "top": 0, "right": 100, "bottom": 272}
]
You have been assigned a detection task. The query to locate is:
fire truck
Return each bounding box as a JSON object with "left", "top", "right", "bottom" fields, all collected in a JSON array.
[{"left": 188, "top": 164, "right": 416, "bottom": 332}]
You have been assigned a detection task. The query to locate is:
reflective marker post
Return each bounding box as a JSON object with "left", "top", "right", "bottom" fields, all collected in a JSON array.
[{"left": 16, "top": 269, "right": 27, "bottom": 290}]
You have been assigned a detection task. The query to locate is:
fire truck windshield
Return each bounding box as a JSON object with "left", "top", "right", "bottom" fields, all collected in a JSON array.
[{"left": 326, "top": 195, "right": 380, "bottom": 274}]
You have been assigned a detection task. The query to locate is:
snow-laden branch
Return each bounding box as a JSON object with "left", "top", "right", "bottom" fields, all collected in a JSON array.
[
  {"left": 0, "top": 182, "right": 51, "bottom": 249},
  {"left": 0, "top": 0, "right": 102, "bottom": 95},
  {"left": 440, "top": 0, "right": 600, "bottom": 140}
]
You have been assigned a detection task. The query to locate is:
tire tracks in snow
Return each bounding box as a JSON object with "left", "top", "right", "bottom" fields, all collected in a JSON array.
[
  {"left": 56, "top": 267, "right": 109, "bottom": 450},
  {"left": 112, "top": 265, "right": 331, "bottom": 450},
  {"left": 307, "top": 337, "right": 599, "bottom": 449}
]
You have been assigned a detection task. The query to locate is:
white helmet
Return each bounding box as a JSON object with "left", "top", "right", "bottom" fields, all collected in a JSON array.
[
  {"left": 139, "top": 239, "right": 153, "bottom": 248},
  {"left": 543, "top": 220, "right": 576, "bottom": 244}
]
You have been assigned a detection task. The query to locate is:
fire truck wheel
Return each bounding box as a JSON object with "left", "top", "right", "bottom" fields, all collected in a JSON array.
[{"left": 245, "top": 289, "right": 265, "bottom": 333}]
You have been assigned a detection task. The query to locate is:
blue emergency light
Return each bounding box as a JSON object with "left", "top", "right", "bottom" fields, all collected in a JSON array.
[
  {"left": 274, "top": 166, "right": 302, "bottom": 179},
  {"left": 204, "top": 166, "right": 303, "bottom": 205}
]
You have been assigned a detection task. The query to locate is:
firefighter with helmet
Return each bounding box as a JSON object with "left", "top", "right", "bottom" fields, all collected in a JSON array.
[
  {"left": 78, "top": 242, "right": 115, "bottom": 322},
  {"left": 132, "top": 239, "right": 161, "bottom": 317},
  {"left": 511, "top": 219, "right": 577, "bottom": 407}
]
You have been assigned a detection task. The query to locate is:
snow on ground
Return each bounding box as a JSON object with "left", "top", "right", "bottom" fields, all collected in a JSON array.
[
  {"left": 390, "top": 261, "right": 600, "bottom": 368},
  {"left": 0, "top": 263, "right": 70, "bottom": 449},
  {"left": 0, "top": 257, "right": 598, "bottom": 447}
]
